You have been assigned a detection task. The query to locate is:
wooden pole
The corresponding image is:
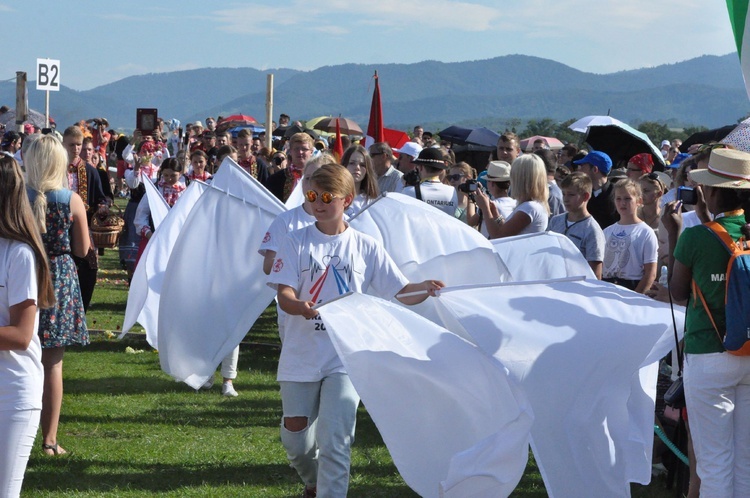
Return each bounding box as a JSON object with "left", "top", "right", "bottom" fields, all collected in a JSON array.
[
  {"left": 265, "top": 73, "right": 273, "bottom": 150},
  {"left": 15, "top": 71, "right": 27, "bottom": 132}
]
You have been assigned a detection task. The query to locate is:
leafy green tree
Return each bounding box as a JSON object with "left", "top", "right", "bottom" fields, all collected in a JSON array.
[
  {"left": 522, "top": 118, "right": 558, "bottom": 138},
  {"left": 636, "top": 121, "right": 673, "bottom": 143}
]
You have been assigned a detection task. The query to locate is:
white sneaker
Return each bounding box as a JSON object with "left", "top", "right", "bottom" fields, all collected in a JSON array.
[
  {"left": 200, "top": 377, "right": 214, "bottom": 390},
  {"left": 222, "top": 382, "right": 238, "bottom": 397}
]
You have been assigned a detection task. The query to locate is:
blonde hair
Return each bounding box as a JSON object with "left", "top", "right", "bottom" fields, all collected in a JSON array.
[
  {"left": 451, "top": 161, "right": 476, "bottom": 180},
  {"left": 289, "top": 132, "right": 314, "bottom": 149},
  {"left": 24, "top": 135, "right": 69, "bottom": 233},
  {"left": 0, "top": 155, "right": 55, "bottom": 307},
  {"left": 510, "top": 154, "right": 549, "bottom": 213},
  {"left": 309, "top": 163, "right": 356, "bottom": 201},
  {"left": 560, "top": 171, "right": 592, "bottom": 196},
  {"left": 638, "top": 173, "right": 665, "bottom": 195},
  {"left": 613, "top": 179, "right": 642, "bottom": 201}
]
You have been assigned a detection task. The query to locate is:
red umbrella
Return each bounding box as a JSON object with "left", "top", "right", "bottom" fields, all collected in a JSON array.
[
  {"left": 218, "top": 114, "right": 257, "bottom": 124},
  {"left": 216, "top": 114, "right": 257, "bottom": 132}
]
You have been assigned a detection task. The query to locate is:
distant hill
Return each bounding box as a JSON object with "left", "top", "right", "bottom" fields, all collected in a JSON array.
[{"left": 0, "top": 54, "right": 746, "bottom": 131}]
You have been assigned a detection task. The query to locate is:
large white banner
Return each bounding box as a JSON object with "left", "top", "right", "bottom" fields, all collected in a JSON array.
[
  {"left": 120, "top": 180, "right": 207, "bottom": 344},
  {"left": 434, "top": 279, "right": 684, "bottom": 497},
  {"left": 319, "top": 293, "right": 533, "bottom": 498},
  {"left": 157, "top": 163, "right": 285, "bottom": 388}
]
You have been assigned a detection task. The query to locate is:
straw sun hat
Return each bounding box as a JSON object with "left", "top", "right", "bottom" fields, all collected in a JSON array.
[{"left": 689, "top": 148, "right": 750, "bottom": 189}]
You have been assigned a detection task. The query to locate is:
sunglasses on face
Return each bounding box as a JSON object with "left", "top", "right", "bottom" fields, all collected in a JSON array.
[
  {"left": 446, "top": 174, "right": 464, "bottom": 181},
  {"left": 305, "top": 190, "right": 337, "bottom": 204}
]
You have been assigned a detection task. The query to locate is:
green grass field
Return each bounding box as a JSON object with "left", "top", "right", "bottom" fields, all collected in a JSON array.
[{"left": 20, "top": 241, "right": 675, "bottom": 497}]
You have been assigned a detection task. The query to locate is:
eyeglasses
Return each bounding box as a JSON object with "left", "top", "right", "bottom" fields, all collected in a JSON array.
[
  {"left": 627, "top": 168, "right": 642, "bottom": 173},
  {"left": 305, "top": 190, "right": 338, "bottom": 204},
  {"left": 446, "top": 174, "right": 464, "bottom": 181}
]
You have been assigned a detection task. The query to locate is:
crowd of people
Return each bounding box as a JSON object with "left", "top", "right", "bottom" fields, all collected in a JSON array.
[{"left": 1, "top": 112, "right": 749, "bottom": 497}]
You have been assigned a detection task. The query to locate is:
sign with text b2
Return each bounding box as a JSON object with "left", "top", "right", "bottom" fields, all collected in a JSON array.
[{"left": 36, "top": 59, "right": 60, "bottom": 92}]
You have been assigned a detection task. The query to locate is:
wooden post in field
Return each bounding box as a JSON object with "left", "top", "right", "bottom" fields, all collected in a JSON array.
[
  {"left": 15, "top": 72, "right": 27, "bottom": 132},
  {"left": 265, "top": 74, "right": 273, "bottom": 150}
]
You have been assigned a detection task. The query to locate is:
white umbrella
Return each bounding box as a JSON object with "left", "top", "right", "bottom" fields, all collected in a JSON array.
[{"left": 569, "top": 115, "right": 625, "bottom": 133}]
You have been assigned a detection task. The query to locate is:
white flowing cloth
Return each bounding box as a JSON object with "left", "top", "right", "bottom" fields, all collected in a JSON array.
[
  {"left": 433, "top": 279, "right": 684, "bottom": 498},
  {"left": 142, "top": 174, "right": 170, "bottom": 230},
  {"left": 491, "top": 231, "right": 596, "bottom": 281},
  {"left": 120, "top": 180, "right": 208, "bottom": 345},
  {"left": 156, "top": 160, "right": 285, "bottom": 388},
  {"left": 120, "top": 160, "right": 237, "bottom": 343},
  {"left": 349, "top": 192, "right": 510, "bottom": 322},
  {"left": 318, "top": 293, "right": 533, "bottom": 498}
]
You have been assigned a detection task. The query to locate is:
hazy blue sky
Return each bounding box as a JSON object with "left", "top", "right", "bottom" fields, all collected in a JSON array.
[{"left": 0, "top": 0, "right": 740, "bottom": 91}]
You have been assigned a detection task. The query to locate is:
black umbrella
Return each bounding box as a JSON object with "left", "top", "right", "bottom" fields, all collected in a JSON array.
[
  {"left": 585, "top": 123, "right": 665, "bottom": 169},
  {"left": 283, "top": 124, "right": 319, "bottom": 141},
  {"left": 679, "top": 125, "right": 735, "bottom": 152},
  {"left": 437, "top": 125, "right": 473, "bottom": 145}
]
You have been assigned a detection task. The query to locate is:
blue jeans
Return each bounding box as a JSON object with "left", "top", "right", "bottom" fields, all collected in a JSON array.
[{"left": 280, "top": 373, "right": 360, "bottom": 498}]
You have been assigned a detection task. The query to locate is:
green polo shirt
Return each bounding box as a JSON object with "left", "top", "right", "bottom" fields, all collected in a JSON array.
[{"left": 674, "top": 214, "right": 745, "bottom": 354}]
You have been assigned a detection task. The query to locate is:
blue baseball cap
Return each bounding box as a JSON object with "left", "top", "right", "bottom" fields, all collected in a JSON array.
[{"left": 573, "top": 150, "right": 612, "bottom": 175}]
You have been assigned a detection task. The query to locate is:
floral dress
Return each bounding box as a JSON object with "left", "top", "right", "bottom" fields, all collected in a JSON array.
[{"left": 29, "top": 188, "right": 89, "bottom": 348}]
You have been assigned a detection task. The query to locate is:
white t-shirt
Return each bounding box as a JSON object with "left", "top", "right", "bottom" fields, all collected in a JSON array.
[
  {"left": 258, "top": 204, "right": 316, "bottom": 257},
  {"left": 480, "top": 197, "right": 517, "bottom": 238},
  {"left": 509, "top": 200, "right": 548, "bottom": 234},
  {"left": 268, "top": 225, "right": 409, "bottom": 382},
  {"left": 602, "top": 221, "right": 658, "bottom": 280},
  {"left": 0, "top": 239, "right": 42, "bottom": 412},
  {"left": 258, "top": 205, "right": 317, "bottom": 342},
  {"left": 345, "top": 193, "right": 371, "bottom": 218},
  {"left": 402, "top": 180, "right": 459, "bottom": 217}
]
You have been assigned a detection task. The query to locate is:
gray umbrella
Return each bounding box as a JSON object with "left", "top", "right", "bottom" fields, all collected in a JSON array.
[{"left": 0, "top": 108, "right": 49, "bottom": 129}]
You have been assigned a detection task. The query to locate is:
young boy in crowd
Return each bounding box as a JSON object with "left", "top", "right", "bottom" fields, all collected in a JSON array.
[
  {"left": 268, "top": 163, "right": 443, "bottom": 498},
  {"left": 547, "top": 172, "right": 606, "bottom": 279}
]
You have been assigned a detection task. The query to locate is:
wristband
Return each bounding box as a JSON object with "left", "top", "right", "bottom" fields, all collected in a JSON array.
[{"left": 494, "top": 215, "right": 505, "bottom": 225}]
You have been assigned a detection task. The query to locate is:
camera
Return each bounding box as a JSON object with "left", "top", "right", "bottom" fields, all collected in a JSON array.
[
  {"left": 403, "top": 169, "right": 420, "bottom": 187},
  {"left": 274, "top": 155, "right": 285, "bottom": 166},
  {"left": 458, "top": 179, "right": 479, "bottom": 193},
  {"left": 677, "top": 186, "right": 697, "bottom": 205}
]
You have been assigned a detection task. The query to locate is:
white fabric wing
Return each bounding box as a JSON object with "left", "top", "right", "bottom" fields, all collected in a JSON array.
[
  {"left": 491, "top": 231, "right": 595, "bottom": 281},
  {"left": 120, "top": 181, "right": 208, "bottom": 343},
  {"left": 157, "top": 167, "right": 284, "bottom": 388},
  {"left": 318, "top": 293, "right": 532, "bottom": 498},
  {"left": 349, "top": 193, "right": 511, "bottom": 322},
  {"left": 434, "top": 280, "right": 684, "bottom": 498},
  {"left": 142, "top": 175, "right": 170, "bottom": 230}
]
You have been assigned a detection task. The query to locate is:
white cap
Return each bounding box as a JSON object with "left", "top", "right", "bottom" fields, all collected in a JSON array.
[{"left": 394, "top": 141, "right": 423, "bottom": 158}]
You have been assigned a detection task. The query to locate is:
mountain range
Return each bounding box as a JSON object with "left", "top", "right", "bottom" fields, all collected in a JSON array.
[{"left": 0, "top": 53, "right": 747, "bottom": 132}]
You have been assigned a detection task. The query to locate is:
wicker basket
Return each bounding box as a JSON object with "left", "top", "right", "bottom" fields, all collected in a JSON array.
[{"left": 90, "top": 209, "right": 125, "bottom": 249}]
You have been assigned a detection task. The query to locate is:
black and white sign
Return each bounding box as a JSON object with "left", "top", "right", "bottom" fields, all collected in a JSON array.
[{"left": 36, "top": 58, "right": 60, "bottom": 92}]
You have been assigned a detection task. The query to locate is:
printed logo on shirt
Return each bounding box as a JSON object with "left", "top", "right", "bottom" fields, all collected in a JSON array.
[
  {"left": 262, "top": 232, "right": 271, "bottom": 243},
  {"left": 711, "top": 273, "right": 726, "bottom": 282},
  {"left": 273, "top": 259, "right": 284, "bottom": 272},
  {"left": 305, "top": 254, "right": 352, "bottom": 303}
]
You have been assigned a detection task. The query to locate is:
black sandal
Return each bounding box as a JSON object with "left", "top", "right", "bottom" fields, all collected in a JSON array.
[{"left": 42, "top": 443, "right": 67, "bottom": 456}]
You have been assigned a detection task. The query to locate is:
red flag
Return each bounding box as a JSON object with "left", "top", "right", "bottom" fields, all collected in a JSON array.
[
  {"left": 366, "top": 71, "right": 384, "bottom": 147},
  {"left": 333, "top": 117, "right": 344, "bottom": 161}
]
